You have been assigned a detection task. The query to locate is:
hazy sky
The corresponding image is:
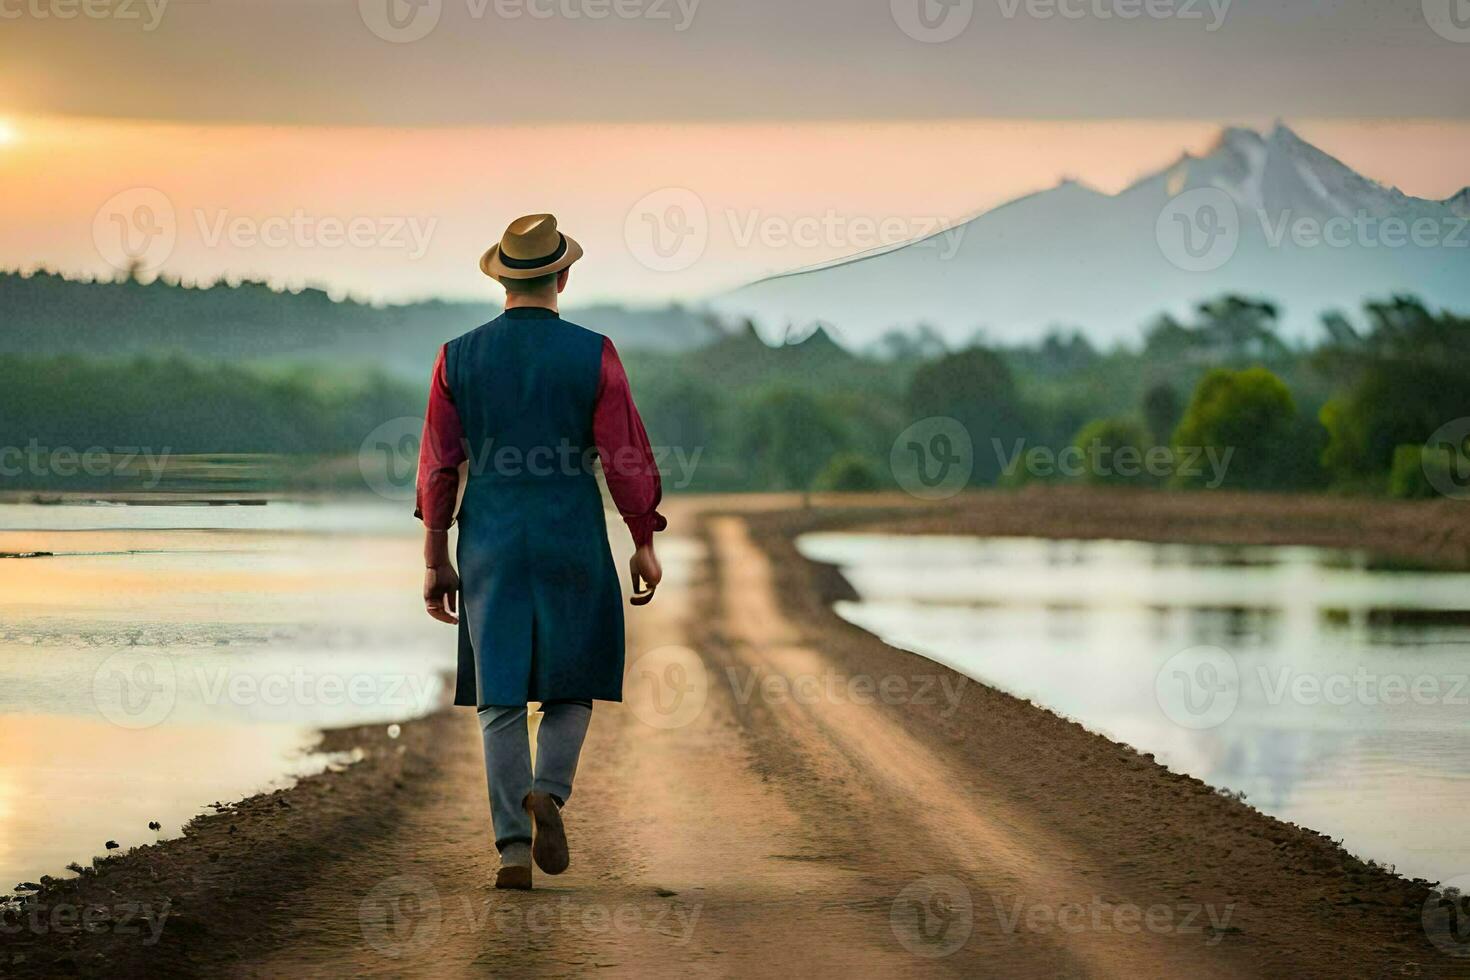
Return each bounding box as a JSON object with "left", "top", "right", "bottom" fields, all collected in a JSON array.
[
  {"left": 4, "top": 0, "right": 1467, "bottom": 124},
  {"left": 1, "top": 0, "right": 1467, "bottom": 304}
]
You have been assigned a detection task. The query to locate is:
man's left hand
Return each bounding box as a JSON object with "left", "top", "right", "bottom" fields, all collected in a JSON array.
[{"left": 424, "top": 563, "right": 460, "bottom": 624}]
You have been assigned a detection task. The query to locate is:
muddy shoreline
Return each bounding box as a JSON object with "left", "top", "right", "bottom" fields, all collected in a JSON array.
[
  {"left": 789, "top": 485, "right": 1470, "bottom": 570},
  {"left": 1, "top": 713, "right": 464, "bottom": 977}
]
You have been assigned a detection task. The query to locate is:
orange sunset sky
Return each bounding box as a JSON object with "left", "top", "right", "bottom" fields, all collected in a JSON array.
[
  {"left": 2, "top": 0, "right": 1467, "bottom": 305},
  {"left": 4, "top": 115, "right": 1469, "bottom": 306}
]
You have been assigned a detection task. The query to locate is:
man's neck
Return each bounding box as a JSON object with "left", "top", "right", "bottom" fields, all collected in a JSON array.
[{"left": 504, "top": 294, "right": 559, "bottom": 314}]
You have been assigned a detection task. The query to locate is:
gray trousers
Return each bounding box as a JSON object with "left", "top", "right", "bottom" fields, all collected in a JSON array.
[{"left": 477, "top": 699, "right": 593, "bottom": 853}]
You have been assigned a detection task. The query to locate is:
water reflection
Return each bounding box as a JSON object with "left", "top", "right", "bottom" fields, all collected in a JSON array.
[
  {"left": 797, "top": 533, "right": 1470, "bottom": 882},
  {"left": 0, "top": 501, "right": 455, "bottom": 888}
]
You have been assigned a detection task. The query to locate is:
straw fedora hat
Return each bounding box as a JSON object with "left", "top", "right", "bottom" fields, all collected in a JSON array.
[{"left": 480, "top": 213, "right": 584, "bottom": 280}]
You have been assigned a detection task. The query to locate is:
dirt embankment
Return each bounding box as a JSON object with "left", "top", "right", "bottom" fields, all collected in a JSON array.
[{"left": 792, "top": 485, "right": 1470, "bottom": 570}]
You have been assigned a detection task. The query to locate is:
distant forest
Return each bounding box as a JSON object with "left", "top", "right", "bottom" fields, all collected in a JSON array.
[
  {"left": 1, "top": 269, "right": 1467, "bottom": 499},
  {"left": 0, "top": 269, "right": 721, "bottom": 374}
]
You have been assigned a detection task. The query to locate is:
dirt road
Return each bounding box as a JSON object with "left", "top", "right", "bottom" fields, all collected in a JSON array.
[{"left": 7, "top": 495, "right": 1460, "bottom": 978}]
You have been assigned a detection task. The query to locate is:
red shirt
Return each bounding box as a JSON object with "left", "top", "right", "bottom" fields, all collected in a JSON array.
[{"left": 414, "top": 333, "right": 668, "bottom": 547}]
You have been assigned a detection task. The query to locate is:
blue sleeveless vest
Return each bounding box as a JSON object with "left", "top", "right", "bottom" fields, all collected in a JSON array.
[{"left": 444, "top": 308, "right": 625, "bottom": 707}]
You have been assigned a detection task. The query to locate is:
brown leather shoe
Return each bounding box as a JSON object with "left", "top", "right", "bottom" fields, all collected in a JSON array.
[
  {"left": 524, "top": 792, "right": 569, "bottom": 875},
  {"left": 495, "top": 864, "right": 532, "bottom": 890}
]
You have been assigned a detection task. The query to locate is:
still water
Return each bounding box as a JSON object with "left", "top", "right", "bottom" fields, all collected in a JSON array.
[
  {"left": 0, "top": 500, "right": 456, "bottom": 889},
  {"left": 797, "top": 533, "right": 1470, "bottom": 883}
]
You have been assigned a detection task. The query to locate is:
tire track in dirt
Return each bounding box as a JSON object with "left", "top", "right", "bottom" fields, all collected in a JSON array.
[{"left": 701, "top": 515, "right": 1249, "bottom": 979}]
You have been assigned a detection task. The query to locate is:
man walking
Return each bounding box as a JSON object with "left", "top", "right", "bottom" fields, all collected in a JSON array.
[{"left": 415, "top": 214, "right": 666, "bottom": 890}]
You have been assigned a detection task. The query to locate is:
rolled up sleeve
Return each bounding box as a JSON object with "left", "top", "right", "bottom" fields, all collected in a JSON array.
[
  {"left": 414, "top": 345, "right": 467, "bottom": 531},
  {"left": 592, "top": 337, "right": 667, "bottom": 548}
]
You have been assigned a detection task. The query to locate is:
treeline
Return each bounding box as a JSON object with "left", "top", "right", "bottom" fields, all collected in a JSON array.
[
  {"left": 624, "top": 294, "right": 1470, "bottom": 498},
  {"left": 1, "top": 293, "right": 1466, "bottom": 498},
  {"left": 0, "top": 269, "right": 718, "bottom": 375}
]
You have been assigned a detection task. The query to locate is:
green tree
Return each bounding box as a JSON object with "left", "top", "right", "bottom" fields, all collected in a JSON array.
[
  {"left": 904, "top": 347, "right": 1027, "bottom": 485},
  {"left": 738, "top": 387, "right": 849, "bottom": 499},
  {"left": 1143, "top": 296, "right": 1287, "bottom": 364},
  {"left": 1317, "top": 300, "right": 1470, "bottom": 489},
  {"left": 813, "top": 452, "right": 885, "bottom": 492},
  {"left": 1172, "top": 366, "right": 1317, "bottom": 490},
  {"left": 1387, "top": 445, "right": 1457, "bottom": 500},
  {"left": 1142, "top": 383, "right": 1182, "bottom": 446},
  {"left": 1072, "top": 417, "right": 1155, "bottom": 486}
]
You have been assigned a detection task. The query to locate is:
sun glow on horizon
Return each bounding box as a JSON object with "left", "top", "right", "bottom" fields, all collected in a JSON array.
[{"left": 0, "top": 120, "right": 18, "bottom": 146}]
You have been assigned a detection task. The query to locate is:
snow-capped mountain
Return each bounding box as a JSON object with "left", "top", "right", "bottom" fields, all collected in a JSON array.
[{"left": 706, "top": 125, "right": 1470, "bottom": 347}]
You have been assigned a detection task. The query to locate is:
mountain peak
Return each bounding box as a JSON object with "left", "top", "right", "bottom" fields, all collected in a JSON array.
[
  {"left": 1267, "top": 121, "right": 1307, "bottom": 146},
  {"left": 1216, "top": 126, "right": 1266, "bottom": 154}
]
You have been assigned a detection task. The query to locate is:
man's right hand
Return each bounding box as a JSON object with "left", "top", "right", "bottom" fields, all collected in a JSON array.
[{"left": 629, "top": 543, "right": 661, "bottom": 606}]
